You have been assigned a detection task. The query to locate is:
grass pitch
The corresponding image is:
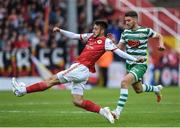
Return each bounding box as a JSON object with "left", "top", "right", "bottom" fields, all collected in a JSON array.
[{"left": 0, "top": 86, "right": 180, "bottom": 127}]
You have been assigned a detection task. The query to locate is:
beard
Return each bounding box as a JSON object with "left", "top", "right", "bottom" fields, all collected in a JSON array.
[{"left": 127, "top": 23, "right": 135, "bottom": 30}]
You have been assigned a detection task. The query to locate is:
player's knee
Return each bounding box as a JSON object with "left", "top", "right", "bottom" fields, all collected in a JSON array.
[
  {"left": 72, "top": 94, "right": 83, "bottom": 107},
  {"left": 72, "top": 98, "right": 83, "bottom": 106},
  {"left": 44, "top": 75, "right": 60, "bottom": 87},
  {"left": 132, "top": 82, "right": 143, "bottom": 94},
  {"left": 133, "top": 86, "right": 143, "bottom": 94}
]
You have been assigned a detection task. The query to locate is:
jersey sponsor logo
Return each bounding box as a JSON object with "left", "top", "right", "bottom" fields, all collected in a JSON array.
[
  {"left": 128, "top": 40, "right": 140, "bottom": 48},
  {"left": 97, "top": 40, "right": 102, "bottom": 44}
]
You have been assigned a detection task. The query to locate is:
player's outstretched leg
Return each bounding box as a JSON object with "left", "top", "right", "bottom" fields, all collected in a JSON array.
[{"left": 12, "top": 76, "right": 60, "bottom": 97}]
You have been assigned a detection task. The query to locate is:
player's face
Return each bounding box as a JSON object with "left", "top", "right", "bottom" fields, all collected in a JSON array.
[
  {"left": 92, "top": 24, "right": 103, "bottom": 38},
  {"left": 124, "top": 16, "right": 137, "bottom": 29}
]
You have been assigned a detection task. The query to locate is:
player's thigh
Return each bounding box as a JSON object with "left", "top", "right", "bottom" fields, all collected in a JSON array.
[
  {"left": 71, "top": 80, "right": 87, "bottom": 96},
  {"left": 70, "top": 65, "right": 89, "bottom": 82},
  {"left": 129, "top": 64, "right": 147, "bottom": 82},
  {"left": 57, "top": 63, "right": 89, "bottom": 83}
]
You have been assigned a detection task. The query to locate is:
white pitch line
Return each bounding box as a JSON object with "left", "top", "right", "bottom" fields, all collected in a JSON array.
[
  {"left": 0, "top": 110, "right": 90, "bottom": 114},
  {"left": 0, "top": 101, "right": 117, "bottom": 106},
  {"left": 0, "top": 102, "right": 72, "bottom": 106},
  {"left": 0, "top": 110, "right": 180, "bottom": 114}
]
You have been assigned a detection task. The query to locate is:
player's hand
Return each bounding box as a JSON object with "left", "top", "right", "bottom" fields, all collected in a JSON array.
[
  {"left": 158, "top": 45, "right": 166, "bottom": 51},
  {"left": 53, "top": 27, "right": 60, "bottom": 32},
  {"left": 107, "top": 33, "right": 116, "bottom": 43},
  {"left": 135, "top": 57, "right": 146, "bottom": 63}
]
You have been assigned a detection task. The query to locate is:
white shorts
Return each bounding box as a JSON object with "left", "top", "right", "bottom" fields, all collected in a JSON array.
[{"left": 56, "top": 63, "right": 89, "bottom": 95}]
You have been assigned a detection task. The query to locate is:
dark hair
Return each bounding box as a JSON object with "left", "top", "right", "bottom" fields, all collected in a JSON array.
[
  {"left": 94, "top": 20, "right": 108, "bottom": 30},
  {"left": 125, "top": 11, "right": 138, "bottom": 18}
]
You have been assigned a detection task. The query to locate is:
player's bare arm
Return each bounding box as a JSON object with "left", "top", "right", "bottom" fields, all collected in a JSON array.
[{"left": 153, "top": 33, "right": 166, "bottom": 51}]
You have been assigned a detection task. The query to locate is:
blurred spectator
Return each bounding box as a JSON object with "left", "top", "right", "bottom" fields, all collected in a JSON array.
[
  {"left": 8, "top": 8, "right": 19, "bottom": 29},
  {"left": 167, "top": 50, "right": 179, "bottom": 67},
  {"left": 97, "top": 51, "right": 113, "bottom": 87},
  {"left": 28, "top": 29, "right": 42, "bottom": 49},
  {"left": 11, "top": 34, "right": 30, "bottom": 49}
]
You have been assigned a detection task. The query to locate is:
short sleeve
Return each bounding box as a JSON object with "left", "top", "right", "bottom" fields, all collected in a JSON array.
[
  {"left": 80, "top": 33, "right": 93, "bottom": 43},
  {"left": 105, "top": 38, "right": 118, "bottom": 51},
  {"left": 147, "top": 28, "right": 157, "bottom": 38}
]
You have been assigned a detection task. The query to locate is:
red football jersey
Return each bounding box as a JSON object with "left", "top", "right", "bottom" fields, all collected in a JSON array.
[{"left": 76, "top": 33, "right": 117, "bottom": 73}]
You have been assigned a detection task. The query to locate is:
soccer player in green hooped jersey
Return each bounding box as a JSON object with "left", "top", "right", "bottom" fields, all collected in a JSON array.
[{"left": 111, "top": 11, "right": 166, "bottom": 120}]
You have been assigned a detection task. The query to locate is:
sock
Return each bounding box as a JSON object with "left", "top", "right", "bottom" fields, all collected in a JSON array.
[
  {"left": 26, "top": 82, "right": 49, "bottom": 93},
  {"left": 80, "top": 100, "right": 101, "bottom": 113},
  {"left": 142, "top": 84, "right": 159, "bottom": 92},
  {"left": 116, "top": 88, "right": 128, "bottom": 115}
]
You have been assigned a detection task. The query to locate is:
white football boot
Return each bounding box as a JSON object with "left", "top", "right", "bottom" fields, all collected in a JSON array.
[
  {"left": 100, "top": 107, "right": 114, "bottom": 124},
  {"left": 111, "top": 109, "right": 120, "bottom": 120},
  {"left": 12, "top": 77, "right": 26, "bottom": 97},
  {"left": 155, "top": 85, "right": 163, "bottom": 103}
]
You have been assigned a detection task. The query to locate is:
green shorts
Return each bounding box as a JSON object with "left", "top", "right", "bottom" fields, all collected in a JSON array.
[{"left": 126, "top": 64, "right": 147, "bottom": 82}]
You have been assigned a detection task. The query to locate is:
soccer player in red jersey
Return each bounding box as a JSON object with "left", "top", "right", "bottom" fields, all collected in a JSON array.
[{"left": 12, "top": 20, "right": 143, "bottom": 123}]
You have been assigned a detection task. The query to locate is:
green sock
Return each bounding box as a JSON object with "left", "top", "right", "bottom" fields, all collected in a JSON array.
[
  {"left": 116, "top": 88, "right": 128, "bottom": 114},
  {"left": 142, "top": 84, "right": 159, "bottom": 92}
]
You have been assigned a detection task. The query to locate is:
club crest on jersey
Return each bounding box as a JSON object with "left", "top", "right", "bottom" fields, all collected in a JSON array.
[
  {"left": 139, "top": 33, "right": 146, "bottom": 38},
  {"left": 97, "top": 40, "right": 102, "bottom": 44}
]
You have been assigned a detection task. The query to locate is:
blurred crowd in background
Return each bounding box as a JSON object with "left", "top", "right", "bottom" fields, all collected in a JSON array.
[
  {"left": 0, "top": 0, "right": 124, "bottom": 52},
  {"left": 0, "top": 0, "right": 67, "bottom": 51}
]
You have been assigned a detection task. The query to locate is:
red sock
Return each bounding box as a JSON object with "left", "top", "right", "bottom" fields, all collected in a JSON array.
[
  {"left": 26, "top": 82, "right": 48, "bottom": 93},
  {"left": 80, "top": 100, "right": 101, "bottom": 113}
]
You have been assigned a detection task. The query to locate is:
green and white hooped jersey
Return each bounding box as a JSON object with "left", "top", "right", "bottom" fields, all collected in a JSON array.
[{"left": 119, "top": 26, "right": 157, "bottom": 65}]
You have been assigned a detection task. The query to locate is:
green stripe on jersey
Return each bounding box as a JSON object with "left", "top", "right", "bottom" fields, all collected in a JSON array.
[
  {"left": 122, "top": 26, "right": 152, "bottom": 65},
  {"left": 124, "top": 31, "right": 148, "bottom": 34},
  {"left": 127, "top": 51, "right": 147, "bottom": 56},
  {"left": 124, "top": 35, "right": 147, "bottom": 40}
]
